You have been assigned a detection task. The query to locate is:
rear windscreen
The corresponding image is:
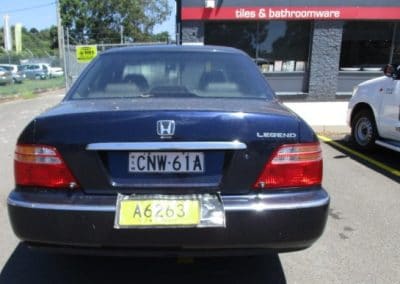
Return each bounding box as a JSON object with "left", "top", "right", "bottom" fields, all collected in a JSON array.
[{"left": 69, "top": 51, "right": 275, "bottom": 100}]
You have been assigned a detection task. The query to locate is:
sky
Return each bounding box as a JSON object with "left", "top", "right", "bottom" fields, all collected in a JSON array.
[{"left": 0, "top": 0, "right": 176, "bottom": 36}]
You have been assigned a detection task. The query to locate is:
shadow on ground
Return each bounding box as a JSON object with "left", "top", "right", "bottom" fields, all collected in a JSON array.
[{"left": 0, "top": 243, "right": 286, "bottom": 284}]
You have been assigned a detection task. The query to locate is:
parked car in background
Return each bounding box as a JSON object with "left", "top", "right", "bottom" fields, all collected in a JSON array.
[
  {"left": 0, "top": 66, "right": 13, "bottom": 85},
  {"left": 20, "top": 63, "right": 49, "bottom": 80},
  {"left": 20, "top": 63, "right": 64, "bottom": 79},
  {"left": 8, "top": 45, "right": 329, "bottom": 256},
  {"left": 0, "top": 64, "right": 26, "bottom": 83},
  {"left": 48, "top": 66, "right": 64, "bottom": 78},
  {"left": 347, "top": 64, "right": 400, "bottom": 152}
]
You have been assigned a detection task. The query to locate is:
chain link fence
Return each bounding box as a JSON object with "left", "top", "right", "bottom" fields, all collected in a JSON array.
[
  {"left": 63, "top": 42, "right": 167, "bottom": 89},
  {"left": 0, "top": 54, "right": 62, "bottom": 68}
]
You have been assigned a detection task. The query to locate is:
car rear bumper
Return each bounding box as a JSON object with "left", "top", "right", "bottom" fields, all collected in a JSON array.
[{"left": 8, "top": 189, "right": 329, "bottom": 255}]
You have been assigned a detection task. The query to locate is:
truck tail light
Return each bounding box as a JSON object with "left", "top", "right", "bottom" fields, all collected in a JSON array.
[
  {"left": 14, "top": 144, "right": 79, "bottom": 189},
  {"left": 253, "top": 143, "right": 322, "bottom": 189}
]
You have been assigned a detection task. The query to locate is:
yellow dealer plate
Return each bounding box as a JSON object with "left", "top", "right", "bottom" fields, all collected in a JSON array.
[
  {"left": 115, "top": 197, "right": 200, "bottom": 228},
  {"left": 76, "top": 45, "right": 97, "bottom": 63}
]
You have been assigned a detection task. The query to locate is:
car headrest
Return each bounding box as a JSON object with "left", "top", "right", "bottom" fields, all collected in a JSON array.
[{"left": 123, "top": 74, "right": 149, "bottom": 92}]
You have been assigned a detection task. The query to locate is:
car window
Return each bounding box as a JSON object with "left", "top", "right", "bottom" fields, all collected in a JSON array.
[{"left": 69, "top": 51, "right": 275, "bottom": 100}]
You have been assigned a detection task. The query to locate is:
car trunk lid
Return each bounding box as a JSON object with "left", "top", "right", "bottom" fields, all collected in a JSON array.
[{"left": 31, "top": 98, "right": 303, "bottom": 194}]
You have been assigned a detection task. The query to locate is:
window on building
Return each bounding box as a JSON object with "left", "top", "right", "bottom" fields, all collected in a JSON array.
[
  {"left": 257, "top": 21, "right": 311, "bottom": 72},
  {"left": 204, "top": 22, "right": 258, "bottom": 58},
  {"left": 340, "top": 22, "right": 395, "bottom": 69},
  {"left": 205, "top": 21, "right": 311, "bottom": 72}
]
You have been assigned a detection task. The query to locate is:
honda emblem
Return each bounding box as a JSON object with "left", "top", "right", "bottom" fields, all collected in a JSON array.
[{"left": 157, "top": 120, "right": 175, "bottom": 137}]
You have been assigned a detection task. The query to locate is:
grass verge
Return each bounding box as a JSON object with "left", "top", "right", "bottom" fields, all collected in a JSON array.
[{"left": 0, "top": 77, "right": 65, "bottom": 98}]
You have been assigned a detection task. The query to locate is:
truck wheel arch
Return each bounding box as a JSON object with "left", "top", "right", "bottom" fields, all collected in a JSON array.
[{"left": 351, "top": 103, "right": 375, "bottom": 126}]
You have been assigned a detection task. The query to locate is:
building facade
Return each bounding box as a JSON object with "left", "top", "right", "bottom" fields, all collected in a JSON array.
[{"left": 177, "top": 0, "right": 400, "bottom": 100}]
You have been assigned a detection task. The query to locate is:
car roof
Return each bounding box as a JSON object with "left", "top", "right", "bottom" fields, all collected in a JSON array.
[{"left": 102, "top": 44, "right": 247, "bottom": 56}]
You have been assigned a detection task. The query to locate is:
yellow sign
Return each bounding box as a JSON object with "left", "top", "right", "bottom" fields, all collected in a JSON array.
[
  {"left": 15, "top": 23, "right": 22, "bottom": 53},
  {"left": 76, "top": 45, "right": 97, "bottom": 63},
  {"left": 118, "top": 199, "right": 200, "bottom": 227}
]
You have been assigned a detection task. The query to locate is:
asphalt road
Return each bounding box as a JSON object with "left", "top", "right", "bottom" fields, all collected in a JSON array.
[{"left": 0, "top": 94, "right": 399, "bottom": 283}]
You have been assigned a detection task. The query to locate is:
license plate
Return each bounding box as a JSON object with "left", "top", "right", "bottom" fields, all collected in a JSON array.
[
  {"left": 128, "top": 152, "right": 204, "bottom": 173},
  {"left": 116, "top": 197, "right": 200, "bottom": 228},
  {"left": 114, "top": 194, "right": 226, "bottom": 229}
]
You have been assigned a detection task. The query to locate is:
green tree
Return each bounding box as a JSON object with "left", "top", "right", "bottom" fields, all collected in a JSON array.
[
  {"left": 0, "top": 26, "right": 59, "bottom": 61},
  {"left": 60, "top": 0, "right": 171, "bottom": 44},
  {"left": 49, "top": 26, "right": 59, "bottom": 49},
  {"left": 29, "top": 28, "right": 39, "bottom": 34}
]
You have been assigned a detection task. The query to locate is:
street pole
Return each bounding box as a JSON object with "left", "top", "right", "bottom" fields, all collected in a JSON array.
[
  {"left": 56, "top": 0, "right": 64, "bottom": 62},
  {"left": 120, "top": 25, "right": 124, "bottom": 44},
  {"left": 64, "top": 27, "right": 70, "bottom": 89},
  {"left": 389, "top": 23, "right": 397, "bottom": 64}
]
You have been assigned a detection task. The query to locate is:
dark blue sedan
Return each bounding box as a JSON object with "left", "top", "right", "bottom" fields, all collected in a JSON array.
[{"left": 8, "top": 45, "right": 329, "bottom": 256}]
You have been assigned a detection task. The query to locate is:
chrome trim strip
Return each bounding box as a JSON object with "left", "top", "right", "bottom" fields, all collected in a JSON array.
[
  {"left": 7, "top": 196, "right": 116, "bottom": 212},
  {"left": 86, "top": 141, "right": 247, "bottom": 151},
  {"left": 8, "top": 190, "right": 329, "bottom": 212}
]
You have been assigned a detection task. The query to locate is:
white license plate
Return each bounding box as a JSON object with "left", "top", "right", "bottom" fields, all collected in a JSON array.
[{"left": 128, "top": 152, "right": 204, "bottom": 173}]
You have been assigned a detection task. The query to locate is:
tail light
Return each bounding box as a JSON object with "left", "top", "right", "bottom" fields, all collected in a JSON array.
[
  {"left": 253, "top": 142, "right": 322, "bottom": 189},
  {"left": 14, "top": 144, "right": 79, "bottom": 189}
]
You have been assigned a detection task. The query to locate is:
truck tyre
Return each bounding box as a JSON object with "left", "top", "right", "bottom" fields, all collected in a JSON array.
[{"left": 351, "top": 109, "right": 378, "bottom": 151}]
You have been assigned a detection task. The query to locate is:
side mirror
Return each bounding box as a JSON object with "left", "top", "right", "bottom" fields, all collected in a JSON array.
[{"left": 383, "top": 63, "right": 400, "bottom": 79}]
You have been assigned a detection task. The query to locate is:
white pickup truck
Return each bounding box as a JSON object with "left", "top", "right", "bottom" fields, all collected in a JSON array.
[{"left": 347, "top": 65, "right": 400, "bottom": 152}]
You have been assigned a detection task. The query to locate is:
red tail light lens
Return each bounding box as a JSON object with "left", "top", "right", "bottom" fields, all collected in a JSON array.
[
  {"left": 14, "top": 144, "right": 79, "bottom": 189},
  {"left": 253, "top": 142, "right": 323, "bottom": 189}
]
